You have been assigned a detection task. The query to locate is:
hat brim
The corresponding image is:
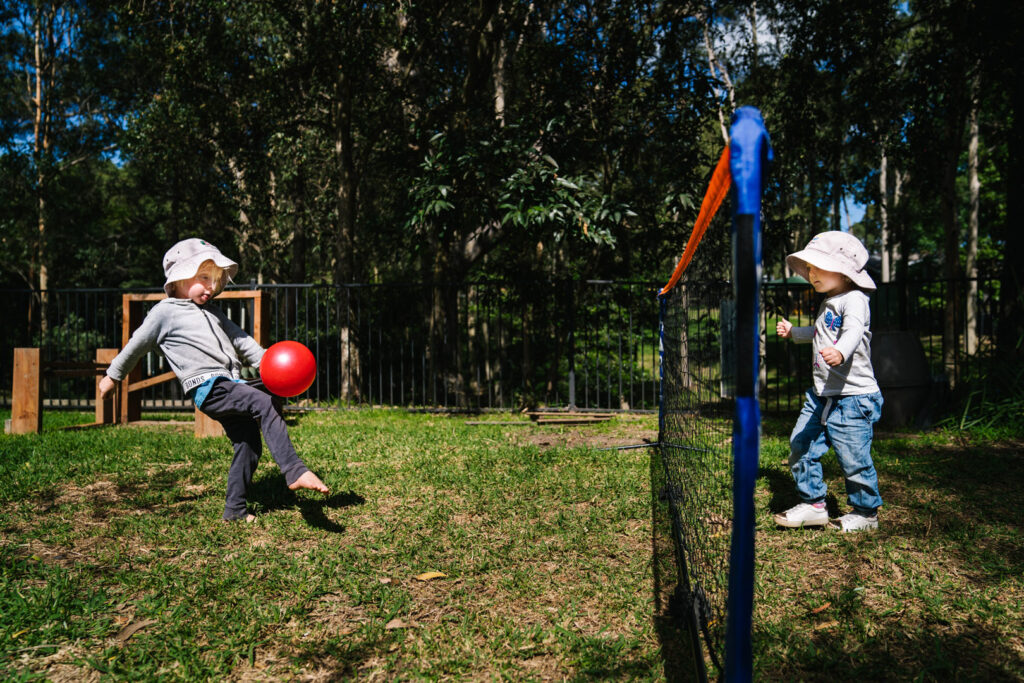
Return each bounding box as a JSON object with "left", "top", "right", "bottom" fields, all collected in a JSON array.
[
  {"left": 787, "top": 250, "right": 875, "bottom": 292},
  {"left": 163, "top": 251, "right": 239, "bottom": 296}
]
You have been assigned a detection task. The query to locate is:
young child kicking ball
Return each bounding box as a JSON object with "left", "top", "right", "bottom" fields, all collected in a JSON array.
[
  {"left": 773, "top": 231, "right": 884, "bottom": 532},
  {"left": 99, "top": 238, "right": 328, "bottom": 522}
]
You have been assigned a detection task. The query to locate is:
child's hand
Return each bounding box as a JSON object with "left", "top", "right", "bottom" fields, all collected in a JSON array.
[
  {"left": 98, "top": 375, "right": 117, "bottom": 399},
  {"left": 820, "top": 347, "right": 845, "bottom": 366},
  {"left": 776, "top": 318, "right": 793, "bottom": 339}
]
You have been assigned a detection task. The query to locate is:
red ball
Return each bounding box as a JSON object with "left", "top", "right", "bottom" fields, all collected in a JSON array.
[{"left": 260, "top": 341, "right": 317, "bottom": 397}]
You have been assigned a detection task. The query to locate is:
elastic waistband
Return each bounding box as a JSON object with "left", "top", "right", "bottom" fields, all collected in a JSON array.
[{"left": 182, "top": 372, "right": 228, "bottom": 392}]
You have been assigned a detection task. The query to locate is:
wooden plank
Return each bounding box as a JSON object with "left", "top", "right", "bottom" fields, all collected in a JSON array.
[
  {"left": 95, "top": 349, "right": 118, "bottom": 425},
  {"left": 194, "top": 409, "right": 224, "bottom": 438},
  {"left": 122, "top": 289, "right": 259, "bottom": 302},
  {"left": 253, "top": 290, "right": 268, "bottom": 345},
  {"left": 46, "top": 360, "right": 111, "bottom": 371},
  {"left": 47, "top": 367, "right": 109, "bottom": 378},
  {"left": 534, "top": 418, "right": 612, "bottom": 425},
  {"left": 118, "top": 290, "right": 260, "bottom": 437},
  {"left": 63, "top": 422, "right": 109, "bottom": 431},
  {"left": 121, "top": 296, "right": 144, "bottom": 424},
  {"left": 127, "top": 371, "right": 177, "bottom": 393},
  {"left": 10, "top": 348, "right": 42, "bottom": 434},
  {"left": 122, "top": 292, "right": 166, "bottom": 302},
  {"left": 215, "top": 289, "right": 262, "bottom": 300}
]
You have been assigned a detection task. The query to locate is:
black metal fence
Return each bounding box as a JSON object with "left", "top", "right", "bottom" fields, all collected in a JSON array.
[
  {"left": 0, "top": 277, "right": 1003, "bottom": 414},
  {"left": 0, "top": 281, "right": 664, "bottom": 412},
  {"left": 761, "top": 276, "right": 1004, "bottom": 413}
]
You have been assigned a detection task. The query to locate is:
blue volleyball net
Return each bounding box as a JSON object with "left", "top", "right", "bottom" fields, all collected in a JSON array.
[{"left": 656, "top": 107, "right": 771, "bottom": 682}]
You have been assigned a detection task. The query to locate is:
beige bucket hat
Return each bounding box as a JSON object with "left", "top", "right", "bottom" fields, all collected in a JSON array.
[
  {"left": 162, "top": 238, "right": 239, "bottom": 296},
  {"left": 786, "top": 231, "right": 876, "bottom": 292}
]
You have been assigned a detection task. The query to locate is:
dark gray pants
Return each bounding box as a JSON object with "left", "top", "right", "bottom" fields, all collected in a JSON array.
[{"left": 199, "top": 379, "right": 309, "bottom": 520}]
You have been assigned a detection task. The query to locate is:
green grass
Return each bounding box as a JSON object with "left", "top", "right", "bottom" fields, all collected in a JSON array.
[
  {"left": 1, "top": 409, "right": 661, "bottom": 680},
  {"left": 1, "top": 409, "right": 1021, "bottom": 680},
  {"left": 752, "top": 416, "right": 1024, "bottom": 681}
]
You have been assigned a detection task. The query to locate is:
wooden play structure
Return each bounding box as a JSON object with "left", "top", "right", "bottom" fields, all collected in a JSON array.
[{"left": 7, "top": 290, "right": 267, "bottom": 438}]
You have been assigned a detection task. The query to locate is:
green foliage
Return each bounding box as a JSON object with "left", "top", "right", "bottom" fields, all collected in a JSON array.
[
  {"left": 32, "top": 313, "right": 107, "bottom": 363},
  {"left": 936, "top": 363, "right": 1024, "bottom": 437},
  {"left": 2, "top": 1, "right": 1022, "bottom": 377},
  {"left": 406, "top": 122, "right": 633, "bottom": 266}
]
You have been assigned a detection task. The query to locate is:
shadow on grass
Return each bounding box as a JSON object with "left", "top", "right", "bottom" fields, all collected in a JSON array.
[
  {"left": 564, "top": 634, "right": 668, "bottom": 681},
  {"left": 754, "top": 436, "right": 1024, "bottom": 678},
  {"left": 272, "top": 636, "right": 393, "bottom": 680},
  {"left": 248, "top": 473, "right": 365, "bottom": 532},
  {"left": 650, "top": 446, "right": 708, "bottom": 682},
  {"left": 754, "top": 608, "right": 1024, "bottom": 681},
  {"left": 759, "top": 465, "right": 844, "bottom": 518}
]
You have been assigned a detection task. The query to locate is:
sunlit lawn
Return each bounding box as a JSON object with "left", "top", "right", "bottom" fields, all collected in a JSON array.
[{"left": 1, "top": 408, "right": 1021, "bottom": 680}]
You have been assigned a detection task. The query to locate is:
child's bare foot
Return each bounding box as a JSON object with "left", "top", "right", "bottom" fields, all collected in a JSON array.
[
  {"left": 289, "top": 471, "right": 329, "bottom": 494},
  {"left": 223, "top": 513, "right": 257, "bottom": 523}
]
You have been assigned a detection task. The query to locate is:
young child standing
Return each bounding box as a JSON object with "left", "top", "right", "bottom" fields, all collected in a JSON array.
[
  {"left": 773, "top": 231, "right": 884, "bottom": 532},
  {"left": 99, "top": 238, "right": 329, "bottom": 522}
]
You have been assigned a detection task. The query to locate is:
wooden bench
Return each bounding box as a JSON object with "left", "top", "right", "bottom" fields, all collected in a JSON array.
[{"left": 7, "top": 289, "right": 268, "bottom": 438}]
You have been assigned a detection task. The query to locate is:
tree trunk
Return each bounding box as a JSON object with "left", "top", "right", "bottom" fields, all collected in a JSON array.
[
  {"left": 832, "top": 157, "right": 842, "bottom": 231},
  {"left": 32, "top": 6, "right": 53, "bottom": 335},
  {"left": 966, "top": 74, "right": 980, "bottom": 356},
  {"left": 702, "top": 16, "right": 732, "bottom": 145},
  {"left": 940, "top": 111, "right": 967, "bottom": 390},
  {"left": 879, "top": 144, "right": 891, "bottom": 283},
  {"left": 894, "top": 168, "right": 909, "bottom": 325},
  {"left": 333, "top": 70, "right": 361, "bottom": 400}
]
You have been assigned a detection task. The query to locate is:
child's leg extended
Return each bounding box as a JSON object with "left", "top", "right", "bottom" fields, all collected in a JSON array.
[
  {"left": 216, "top": 413, "right": 262, "bottom": 521},
  {"left": 201, "top": 380, "right": 326, "bottom": 492},
  {"left": 789, "top": 390, "right": 831, "bottom": 503},
  {"left": 823, "top": 392, "right": 884, "bottom": 515}
]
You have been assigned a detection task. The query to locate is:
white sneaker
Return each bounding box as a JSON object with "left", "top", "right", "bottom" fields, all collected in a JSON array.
[
  {"left": 831, "top": 513, "right": 878, "bottom": 532},
  {"left": 774, "top": 503, "right": 828, "bottom": 528}
]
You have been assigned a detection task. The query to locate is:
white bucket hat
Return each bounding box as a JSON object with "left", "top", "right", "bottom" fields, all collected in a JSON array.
[
  {"left": 162, "top": 238, "right": 239, "bottom": 296},
  {"left": 786, "top": 231, "right": 876, "bottom": 292}
]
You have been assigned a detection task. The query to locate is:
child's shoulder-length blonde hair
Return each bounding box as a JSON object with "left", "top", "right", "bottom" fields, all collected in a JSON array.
[{"left": 173, "top": 259, "right": 227, "bottom": 297}]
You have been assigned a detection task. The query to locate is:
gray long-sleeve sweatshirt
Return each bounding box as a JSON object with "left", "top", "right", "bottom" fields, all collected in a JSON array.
[{"left": 106, "top": 298, "right": 265, "bottom": 393}]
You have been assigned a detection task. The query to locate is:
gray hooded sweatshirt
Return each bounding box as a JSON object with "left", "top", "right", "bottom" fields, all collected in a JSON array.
[{"left": 106, "top": 298, "right": 264, "bottom": 394}]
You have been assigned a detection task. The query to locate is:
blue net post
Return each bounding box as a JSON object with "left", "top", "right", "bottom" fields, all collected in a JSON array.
[{"left": 726, "top": 106, "right": 771, "bottom": 683}]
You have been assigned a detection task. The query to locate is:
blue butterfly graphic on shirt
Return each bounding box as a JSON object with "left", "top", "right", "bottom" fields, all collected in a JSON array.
[{"left": 824, "top": 311, "right": 843, "bottom": 332}]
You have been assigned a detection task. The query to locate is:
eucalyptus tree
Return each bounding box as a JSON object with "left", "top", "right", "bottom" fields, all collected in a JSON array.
[
  {"left": 0, "top": 0, "right": 127, "bottom": 325},
  {"left": 393, "top": 1, "right": 721, "bottom": 402}
]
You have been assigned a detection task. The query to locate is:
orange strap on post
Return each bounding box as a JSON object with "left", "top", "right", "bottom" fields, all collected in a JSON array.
[{"left": 659, "top": 146, "right": 732, "bottom": 296}]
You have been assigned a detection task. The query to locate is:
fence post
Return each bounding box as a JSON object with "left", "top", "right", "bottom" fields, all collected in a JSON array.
[
  {"left": 194, "top": 409, "right": 224, "bottom": 438},
  {"left": 8, "top": 348, "right": 42, "bottom": 434},
  {"left": 95, "top": 348, "right": 119, "bottom": 425},
  {"left": 121, "top": 295, "right": 144, "bottom": 424},
  {"left": 567, "top": 280, "right": 577, "bottom": 410}
]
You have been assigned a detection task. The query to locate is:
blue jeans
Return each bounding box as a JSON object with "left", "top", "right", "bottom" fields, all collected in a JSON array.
[{"left": 788, "top": 390, "right": 884, "bottom": 516}]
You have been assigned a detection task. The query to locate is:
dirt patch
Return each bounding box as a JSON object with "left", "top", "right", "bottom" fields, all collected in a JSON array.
[
  {"left": 517, "top": 417, "right": 657, "bottom": 451},
  {"left": 304, "top": 592, "right": 371, "bottom": 633},
  {"left": 52, "top": 479, "right": 126, "bottom": 509},
  {"left": 9, "top": 646, "right": 98, "bottom": 683}
]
